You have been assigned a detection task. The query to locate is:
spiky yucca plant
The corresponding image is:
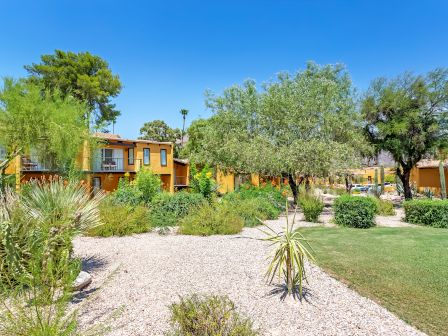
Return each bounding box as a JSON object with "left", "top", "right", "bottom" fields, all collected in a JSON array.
[
  {"left": 22, "top": 178, "right": 104, "bottom": 232},
  {"left": 261, "top": 202, "right": 314, "bottom": 298}
]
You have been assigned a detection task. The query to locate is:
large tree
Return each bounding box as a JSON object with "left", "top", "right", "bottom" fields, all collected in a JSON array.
[
  {"left": 25, "top": 50, "right": 122, "bottom": 127},
  {"left": 190, "top": 63, "right": 366, "bottom": 203},
  {"left": 0, "top": 78, "right": 90, "bottom": 177},
  {"left": 139, "top": 120, "right": 181, "bottom": 143},
  {"left": 362, "top": 69, "right": 448, "bottom": 199}
]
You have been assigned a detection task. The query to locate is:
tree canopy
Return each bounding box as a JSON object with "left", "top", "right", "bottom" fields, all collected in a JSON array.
[
  {"left": 189, "top": 63, "right": 367, "bottom": 201},
  {"left": 362, "top": 69, "right": 448, "bottom": 199},
  {"left": 0, "top": 78, "right": 90, "bottom": 176},
  {"left": 25, "top": 50, "right": 122, "bottom": 127},
  {"left": 139, "top": 120, "right": 181, "bottom": 143}
]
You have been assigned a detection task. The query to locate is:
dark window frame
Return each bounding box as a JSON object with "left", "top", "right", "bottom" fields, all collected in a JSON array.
[
  {"left": 143, "top": 148, "right": 150, "bottom": 165},
  {"left": 160, "top": 148, "right": 167, "bottom": 167},
  {"left": 128, "top": 148, "right": 134, "bottom": 165}
]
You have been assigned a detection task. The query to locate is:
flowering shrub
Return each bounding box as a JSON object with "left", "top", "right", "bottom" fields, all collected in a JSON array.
[
  {"left": 111, "top": 169, "right": 162, "bottom": 205},
  {"left": 190, "top": 164, "right": 217, "bottom": 201}
]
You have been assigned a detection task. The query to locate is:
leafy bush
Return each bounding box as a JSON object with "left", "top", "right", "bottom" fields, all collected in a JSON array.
[
  {"left": 333, "top": 195, "right": 376, "bottom": 228},
  {"left": 169, "top": 294, "right": 258, "bottom": 336},
  {"left": 300, "top": 196, "right": 324, "bottom": 222},
  {"left": 111, "top": 174, "right": 143, "bottom": 205},
  {"left": 86, "top": 201, "right": 151, "bottom": 237},
  {"left": 370, "top": 197, "right": 395, "bottom": 216},
  {"left": 226, "top": 184, "right": 286, "bottom": 212},
  {"left": 135, "top": 168, "right": 162, "bottom": 203},
  {"left": 149, "top": 192, "right": 207, "bottom": 228},
  {"left": 190, "top": 164, "right": 217, "bottom": 201},
  {"left": 179, "top": 202, "right": 244, "bottom": 236},
  {"left": 404, "top": 200, "right": 448, "bottom": 228},
  {"left": 112, "top": 169, "right": 161, "bottom": 205}
]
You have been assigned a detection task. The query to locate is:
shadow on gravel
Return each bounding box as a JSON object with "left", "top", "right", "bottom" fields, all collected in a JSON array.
[
  {"left": 267, "top": 284, "right": 314, "bottom": 302},
  {"left": 82, "top": 255, "right": 108, "bottom": 273},
  {"left": 72, "top": 287, "right": 99, "bottom": 304}
]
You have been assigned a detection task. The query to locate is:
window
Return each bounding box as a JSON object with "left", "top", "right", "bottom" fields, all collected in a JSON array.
[
  {"left": 160, "top": 149, "right": 167, "bottom": 166},
  {"left": 128, "top": 148, "right": 134, "bottom": 165},
  {"left": 0, "top": 145, "right": 6, "bottom": 160},
  {"left": 143, "top": 148, "right": 150, "bottom": 165},
  {"left": 102, "top": 148, "right": 113, "bottom": 163}
]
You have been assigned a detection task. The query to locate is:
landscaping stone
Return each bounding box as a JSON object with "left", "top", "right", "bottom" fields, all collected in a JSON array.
[{"left": 73, "top": 271, "right": 92, "bottom": 291}]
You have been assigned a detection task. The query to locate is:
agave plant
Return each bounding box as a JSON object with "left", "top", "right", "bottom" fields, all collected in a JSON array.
[{"left": 261, "top": 201, "right": 314, "bottom": 298}]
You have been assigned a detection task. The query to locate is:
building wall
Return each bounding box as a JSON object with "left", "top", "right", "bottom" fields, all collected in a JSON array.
[
  {"left": 174, "top": 162, "right": 189, "bottom": 185},
  {"left": 411, "top": 166, "right": 448, "bottom": 194}
]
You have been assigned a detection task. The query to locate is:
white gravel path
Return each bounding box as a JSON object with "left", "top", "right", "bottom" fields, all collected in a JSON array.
[{"left": 73, "top": 217, "right": 424, "bottom": 336}]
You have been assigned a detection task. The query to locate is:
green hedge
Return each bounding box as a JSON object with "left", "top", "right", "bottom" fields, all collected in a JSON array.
[
  {"left": 404, "top": 200, "right": 448, "bottom": 228},
  {"left": 333, "top": 195, "right": 376, "bottom": 228}
]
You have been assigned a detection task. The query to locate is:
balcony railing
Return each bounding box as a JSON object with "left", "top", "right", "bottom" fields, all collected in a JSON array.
[
  {"left": 92, "top": 157, "right": 125, "bottom": 172},
  {"left": 174, "top": 176, "right": 188, "bottom": 186},
  {"left": 21, "top": 155, "right": 56, "bottom": 171}
]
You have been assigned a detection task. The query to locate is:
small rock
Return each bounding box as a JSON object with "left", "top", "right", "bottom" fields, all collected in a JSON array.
[{"left": 73, "top": 271, "right": 92, "bottom": 291}]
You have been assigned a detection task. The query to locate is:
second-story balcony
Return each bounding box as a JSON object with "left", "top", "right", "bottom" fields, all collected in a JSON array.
[
  {"left": 92, "top": 157, "right": 125, "bottom": 172},
  {"left": 21, "top": 155, "right": 56, "bottom": 171}
]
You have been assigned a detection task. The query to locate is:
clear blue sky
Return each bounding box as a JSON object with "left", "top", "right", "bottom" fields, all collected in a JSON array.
[{"left": 1, "top": 0, "right": 447, "bottom": 138}]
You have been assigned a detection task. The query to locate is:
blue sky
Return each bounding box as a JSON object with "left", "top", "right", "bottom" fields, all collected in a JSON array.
[{"left": 1, "top": 0, "right": 447, "bottom": 138}]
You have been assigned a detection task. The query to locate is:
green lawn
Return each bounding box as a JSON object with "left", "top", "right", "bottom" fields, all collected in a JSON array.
[{"left": 301, "top": 226, "right": 448, "bottom": 336}]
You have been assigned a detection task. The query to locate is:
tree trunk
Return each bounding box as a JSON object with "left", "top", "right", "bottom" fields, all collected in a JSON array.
[
  {"left": 304, "top": 175, "right": 311, "bottom": 194},
  {"left": 288, "top": 173, "right": 298, "bottom": 205},
  {"left": 345, "top": 175, "right": 352, "bottom": 193},
  {"left": 398, "top": 167, "right": 413, "bottom": 200}
]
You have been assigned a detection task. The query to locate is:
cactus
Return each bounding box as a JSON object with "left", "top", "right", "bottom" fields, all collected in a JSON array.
[
  {"left": 439, "top": 161, "right": 446, "bottom": 200},
  {"left": 380, "top": 166, "right": 385, "bottom": 195},
  {"left": 373, "top": 168, "right": 379, "bottom": 197}
]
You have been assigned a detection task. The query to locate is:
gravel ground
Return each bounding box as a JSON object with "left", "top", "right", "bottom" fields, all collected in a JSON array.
[{"left": 73, "top": 217, "right": 423, "bottom": 336}]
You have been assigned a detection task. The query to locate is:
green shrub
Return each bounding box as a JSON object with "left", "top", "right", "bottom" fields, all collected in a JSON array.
[
  {"left": 135, "top": 168, "right": 162, "bottom": 203},
  {"left": 112, "top": 169, "right": 162, "bottom": 205},
  {"left": 299, "top": 196, "right": 324, "bottom": 222},
  {"left": 149, "top": 192, "right": 207, "bottom": 228},
  {"left": 86, "top": 201, "right": 151, "bottom": 237},
  {"left": 371, "top": 197, "right": 395, "bottom": 216},
  {"left": 179, "top": 202, "right": 244, "bottom": 236},
  {"left": 225, "top": 184, "right": 286, "bottom": 211},
  {"left": 333, "top": 195, "right": 376, "bottom": 228},
  {"left": 169, "top": 294, "right": 258, "bottom": 336},
  {"left": 404, "top": 200, "right": 448, "bottom": 228},
  {"left": 190, "top": 164, "right": 217, "bottom": 201}
]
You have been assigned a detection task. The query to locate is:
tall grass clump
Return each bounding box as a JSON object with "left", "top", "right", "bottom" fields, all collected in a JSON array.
[
  {"left": 168, "top": 294, "right": 258, "bottom": 336},
  {"left": 179, "top": 202, "right": 244, "bottom": 236},
  {"left": 370, "top": 197, "right": 395, "bottom": 216},
  {"left": 299, "top": 195, "right": 324, "bottom": 222},
  {"left": 261, "top": 203, "right": 314, "bottom": 298},
  {"left": 86, "top": 200, "right": 151, "bottom": 237}
]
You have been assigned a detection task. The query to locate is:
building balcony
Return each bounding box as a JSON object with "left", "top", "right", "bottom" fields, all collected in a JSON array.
[
  {"left": 21, "top": 155, "right": 56, "bottom": 172},
  {"left": 92, "top": 157, "right": 125, "bottom": 172}
]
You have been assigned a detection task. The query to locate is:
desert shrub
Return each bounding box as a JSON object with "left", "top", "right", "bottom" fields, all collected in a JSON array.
[
  {"left": 135, "top": 168, "right": 162, "bottom": 203},
  {"left": 111, "top": 174, "right": 142, "bottom": 205},
  {"left": 404, "top": 200, "right": 448, "bottom": 228},
  {"left": 169, "top": 294, "right": 258, "bottom": 336},
  {"left": 179, "top": 202, "right": 244, "bottom": 236},
  {"left": 149, "top": 192, "right": 207, "bottom": 228},
  {"left": 370, "top": 197, "right": 395, "bottom": 216},
  {"left": 111, "top": 169, "right": 162, "bottom": 205},
  {"left": 190, "top": 164, "right": 217, "bottom": 201},
  {"left": 226, "top": 184, "right": 286, "bottom": 212},
  {"left": 299, "top": 195, "right": 324, "bottom": 222},
  {"left": 333, "top": 195, "right": 376, "bottom": 228},
  {"left": 86, "top": 201, "right": 151, "bottom": 237}
]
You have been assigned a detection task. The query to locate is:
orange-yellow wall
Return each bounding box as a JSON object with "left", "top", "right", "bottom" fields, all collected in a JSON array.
[{"left": 411, "top": 166, "right": 448, "bottom": 194}]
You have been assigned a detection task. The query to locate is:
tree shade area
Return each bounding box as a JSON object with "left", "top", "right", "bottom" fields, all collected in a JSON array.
[{"left": 302, "top": 226, "right": 448, "bottom": 336}]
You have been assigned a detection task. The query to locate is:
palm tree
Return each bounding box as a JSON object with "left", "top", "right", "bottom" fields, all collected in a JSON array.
[{"left": 180, "top": 109, "right": 189, "bottom": 146}]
